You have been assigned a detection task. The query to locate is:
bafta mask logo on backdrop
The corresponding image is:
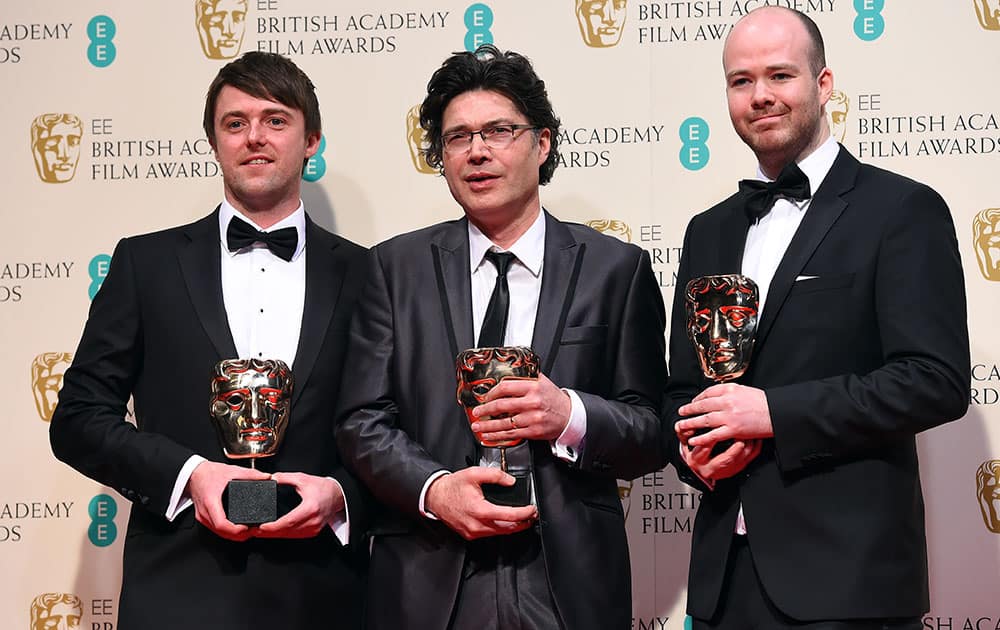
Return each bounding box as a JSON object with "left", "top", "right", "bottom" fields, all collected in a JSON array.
[
  {"left": 617, "top": 479, "right": 633, "bottom": 520},
  {"left": 974, "top": 0, "right": 1000, "bottom": 30},
  {"left": 576, "top": 0, "right": 627, "bottom": 48},
  {"left": 406, "top": 105, "right": 436, "bottom": 174},
  {"left": 196, "top": 0, "right": 247, "bottom": 59},
  {"left": 30, "top": 593, "right": 82, "bottom": 630},
  {"left": 973, "top": 208, "right": 1000, "bottom": 281},
  {"left": 976, "top": 459, "right": 1000, "bottom": 533},
  {"left": 30, "top": 114, "right": 83, "bottom": 183},
  {"left": 828, "top": 90, "right": 850, "bottom": 143},
  {"left": 586, "top": 219, "right": 633, "bottom": 242},
  {"left": 32, "top": 353, "right": 73, "bottom": 422}
]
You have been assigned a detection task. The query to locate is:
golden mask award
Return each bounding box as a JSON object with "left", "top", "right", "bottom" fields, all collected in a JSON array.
[
  {"left": 685, "top": 274, "right": 760, "bottom": 453},
  {"left": 209, "top": 358, "right": 293, "bottom": 525},
  {"left": 456, "top": 346, "right": 539, "bottom": 506}
]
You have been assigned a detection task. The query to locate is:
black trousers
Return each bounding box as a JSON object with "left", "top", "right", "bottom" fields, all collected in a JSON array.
[
  {"left": 448, "top": 528, "right": 562, "bottom": 630},
  {"left": 692, "top": 536, "right": 922, "bottom": 630}
]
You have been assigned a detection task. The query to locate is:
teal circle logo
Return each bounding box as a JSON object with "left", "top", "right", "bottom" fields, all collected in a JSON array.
[
  {"left": 464, "top": 4, "right": 494, "bottom": 51},
  {"left": 303, "top": 135, "right": 327, "bottom": 182},
  {"left": 88, "top": 494, "right": 118, "bottom": 547},
  {"left": 679, "top": 117, "right": 710, "bottom": 171},
  {"left": 853, "top": 0, "right": 885, "bottom": 41},
  {"left": 87, "top": 15, "right": 117, "bottom": 67},
  {"left": 88, "top": 254, "right": 111, "bottom": 300},
  {"left": 684, "top": 615, "right": 693, "bottom": 630}
]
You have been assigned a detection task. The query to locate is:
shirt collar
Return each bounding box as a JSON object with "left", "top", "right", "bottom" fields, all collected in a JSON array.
[
  {"left": 468, "top": 210, "right": 546, "bottom": 277},
  {"left": 218, "top": 199, "right": 307, "bottom": 261},
  {"left": 755, "top": 134, "right": 840, "bottom": 209}
]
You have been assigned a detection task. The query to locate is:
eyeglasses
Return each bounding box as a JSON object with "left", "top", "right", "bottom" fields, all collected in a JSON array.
[{"left": 441, "top": 124, "right": 538, "bottom": 153}]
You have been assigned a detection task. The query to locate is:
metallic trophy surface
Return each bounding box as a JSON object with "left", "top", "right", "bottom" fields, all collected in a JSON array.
[
  {"left": 456, "top": 346, "right": 539, "bottom": 506},
  {"left": 684, "top": 274, "right": 760, "bottom": 453},
  {"left": 209, "top": 358, "right": 293, "bottom": 524}
]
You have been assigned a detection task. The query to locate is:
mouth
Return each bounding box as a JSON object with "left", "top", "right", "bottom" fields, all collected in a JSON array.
[
  {"left": 465, "top": 172, "right": 500, "bottom": 192},
  {"left": 597, "top": 27, "right": 620, "bottom": 35},
  {"left": 240, "top": 428, "right": 273, "bottom": 442},
  {"left": 709, "top": 343, "right": 735, "bottom": 363},
  {"left": 242, "top": 156, "right": 273, "bottom": 167}
]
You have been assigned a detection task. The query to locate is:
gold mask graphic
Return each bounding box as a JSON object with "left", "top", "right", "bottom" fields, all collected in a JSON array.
[
  {"left": 586, "top": 219, "right": 633, "bottom": 243},
  {"left": 976, "top": 459, "right": 1000, "bottom": 533},
  {"left": 576, "top": 0, "right": 627, "bottom": 48},
  {"left": 31, "top": 593, "right": 82, "bottom": 630},
  {"left": 973, "top": 208, "right": 1000, "bottom": 281},
  {"left": 974, "top": 0, "right": 1000, "bottom": 30},
  {"left": 31, "top": 114, "right": 83, "bottom": 183},
  {"left": 617, "top": 478, "right": 633, "bottom": 520},
  {"left": 196, "top": 0, "right": 247, "bottom": 59},
  {"left": 828, "top": 90, "right": 850, "bottom": 143},
  {"left": 32, "top": 352, "right": 73, "bottom": 422},
  {"left": 406, "top": 105, "right": 436, "bottom": 174}
]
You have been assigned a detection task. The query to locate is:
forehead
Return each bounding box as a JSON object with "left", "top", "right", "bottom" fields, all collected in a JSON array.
[
  {"left": 723, "top": 10, "right": 811, "bottom": 72},
  {"left": 442, "top": 90, "right": 523, "bottom": 130},
  {"left": 218, "top": 366, "right": 287, "bottom": 388},
  {"left": 202, "top": 0, "right": 246, "bottom": 13},
  {"left": 214, "top": 86, "right": 297, "bottom": 119}
]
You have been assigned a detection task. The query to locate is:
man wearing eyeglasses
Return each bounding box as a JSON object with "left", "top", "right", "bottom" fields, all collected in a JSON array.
[{"left": 336, "top": 45, "right": 666, "bottom": 630}]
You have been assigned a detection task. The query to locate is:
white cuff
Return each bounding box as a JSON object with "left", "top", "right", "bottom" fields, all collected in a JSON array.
[
  {"left": 551, "top": 388, "right": 587, "bottom": 463},
  {"left": 165, "top": 455, "right": 206, "bottom": 522},
  {"left": 418, "top": 470, "right": 451, "bottom": 520},
  {"left": 327, "top": 477, "right": 350, "bottom": 545}
]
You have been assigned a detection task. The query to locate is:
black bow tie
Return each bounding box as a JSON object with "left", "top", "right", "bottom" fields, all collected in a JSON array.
[
  {"left": 226, "top": 218, "right": 298, "bottom": 262},
  {"left": 738, "top": 162, "right": 812, "bottom": 223}
]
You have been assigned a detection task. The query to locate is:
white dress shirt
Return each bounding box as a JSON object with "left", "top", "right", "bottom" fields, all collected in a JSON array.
[
  {"left": 164, "top": 200, "right": 349, "bottom": 543},
  {"left": 418, "top": 210, "right": 588, "bottom": 516},
  {"left": 734, "top": 135, "right": 840, "bottom": 534}
]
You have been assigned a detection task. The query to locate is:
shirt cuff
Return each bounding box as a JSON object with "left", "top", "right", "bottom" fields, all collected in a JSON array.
[
  {"left": 327, "top": 477, "right": 350, "bottom": 545},
  {"left": 418, "top": 470, "right": 451, "bottom": 520},
  {"left": 551, "top": 388, "right": 587, "bottom": 463},
  {"left": 165, "top": 454, "right": 206, "bottom": 522}
]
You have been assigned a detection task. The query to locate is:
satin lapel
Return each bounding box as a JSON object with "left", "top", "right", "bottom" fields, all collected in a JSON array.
[
  {"left": 754, "top": 148, "right": 858, "bottom": 348},
  {"left": 532, "top": 212, "right": 582, "bottom": 374},
  {"left": 431, "top": 217, "right": 474, "bottom": 358},
  {"left": 290, "top": 217, "right": 344, "bottom": 407},
  {"left": 719, "top": 197, "right": 750, "bottom": 273},
  {"left": 177, "top": 207, "right": 238, "bottom": 360}
]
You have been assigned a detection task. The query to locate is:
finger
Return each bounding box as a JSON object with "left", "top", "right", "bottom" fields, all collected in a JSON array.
[
  {"left": 473, "top": 396, "right": 529, "bottom": 419},
  {"left": 480, "top": 379, "right": 532, "bottom": 403},
  {"left": 691, "top": 383, "right": 730, "bottom": 403},
  {"left": 480, "top": 504, "right": 538, "bottom": 523},
  {"left": 464, "top": 466, "right": 515, "bottom": 486},
  {"left": 688, "top": 427, "right": 731, "bottom": 449},
  {"left": 675, "top": 414, "right": 715, "bottom": 435},
  {"left": 470, "top": 415, "right": 520, "bottom": 434}
]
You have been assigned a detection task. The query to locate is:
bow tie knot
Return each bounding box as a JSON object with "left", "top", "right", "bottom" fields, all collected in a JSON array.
[
  {"left": 738, "top": 162, "right": 812, "bottom": 223},
  {"left": 226, "top": 218, "right": 298, "bottom": 262}
]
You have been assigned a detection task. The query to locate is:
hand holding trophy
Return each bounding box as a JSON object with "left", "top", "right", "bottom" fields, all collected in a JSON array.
[
  {"left": 209, "top": 358, "right": 293, "bottom": 525},
  {"left": 684, "top": 274, "right": 760, "bottom": 454},
  {"left": 456, "top": 346, "right": 540, "bottom": 507}
]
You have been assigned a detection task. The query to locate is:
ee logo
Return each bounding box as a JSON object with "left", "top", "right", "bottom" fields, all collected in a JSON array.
[
  {"left": 88, "top": 494, "right": 118, "bottom": 547},
  {"left": 88, "top": 254, "right": 111, "bottom": 300},
  {"left": 87, "top": 15, "right": 117, "bottom": 67},
  {"left": 303, "top": 135, "right": 327, "bottom": 182},
  {"left": 464, "top": 4, "right": 494, "bottom": 51},
  {"left": 679, "top": 117, "right": 710, "bottom": 171},
  {"left": 854, "top": 0, "right": 884, "bottom": 41}
]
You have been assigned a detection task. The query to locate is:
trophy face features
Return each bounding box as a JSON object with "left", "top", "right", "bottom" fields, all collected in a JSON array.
[
  {"left": 210, "top": 358, "right": 292, "bottom": 458},
  {"left": 685, "top": 274, "right": 760, "bottom": 382},
  {"left": 456, "top": 346, "right": 540, "bottom": 448}
]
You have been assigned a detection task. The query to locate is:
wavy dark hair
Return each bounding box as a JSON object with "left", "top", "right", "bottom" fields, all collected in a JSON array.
[
  {"left": 202, "top": 51, "right": 321, "bottom": 147},
  {"left": 419, "top": 44, "right": 561, "bottom": 185}
]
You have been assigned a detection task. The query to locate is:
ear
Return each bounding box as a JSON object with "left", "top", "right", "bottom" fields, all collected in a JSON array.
[
  {"left": 536, "top": 127, "right": 551, "bottom": 166},
  {"left": 816, "top": 67, "right": 834, "bottom": 107},
  {"left": 303, "top": 131, "right": 322, "bottom": 159}
]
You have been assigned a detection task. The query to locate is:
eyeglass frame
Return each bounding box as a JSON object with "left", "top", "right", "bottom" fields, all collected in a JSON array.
[{"left": 441, "top": 124, "right": 540, "bottom": 153}]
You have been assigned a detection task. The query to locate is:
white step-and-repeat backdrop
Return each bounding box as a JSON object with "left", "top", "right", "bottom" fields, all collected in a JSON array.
[{"left": 3, "top": 1, "right": 998, "bottom": 627}]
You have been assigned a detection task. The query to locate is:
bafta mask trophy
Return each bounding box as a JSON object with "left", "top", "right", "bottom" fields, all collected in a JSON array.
[
  {"left": 456, "top": 346, "right": 540, "bottom": 506},
  {"left": 685, "top": 274, "right": 760, "bottom": 454},
  {"left": 210, "top": 358, "right": 293, "bottom": 525}
]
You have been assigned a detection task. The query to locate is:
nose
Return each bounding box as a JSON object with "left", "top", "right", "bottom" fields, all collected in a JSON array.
[
  {"left": 600, "top": 4, "right": 615, "bottom": 24},
  {"left": 710, "top": 310, "right": 729, "bottom": 343},
  {"left": 55, "top": 138, "right": 69, "bottom": 160},
  {"left": 246, "top": 120, "right": 267, "bottom": 146},
  {"left": 222, "top": 13, "right": 235, "bottom": 36},
  {"left": 750, "top": 81, "right": 774, "bottom": 109},
  {"left": 467, "top": 132, "right": 491, "bottom": 162}
]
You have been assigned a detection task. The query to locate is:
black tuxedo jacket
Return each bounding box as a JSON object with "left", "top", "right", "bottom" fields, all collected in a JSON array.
[
  {"left": 665, "top": 147, "right": 970, "bottom": 621},
  {"left": 50, "top": 210, "right": 369, "bottom": 630},
  {"left": 335, "top": 211, "right": 666, "bottom": 630}
]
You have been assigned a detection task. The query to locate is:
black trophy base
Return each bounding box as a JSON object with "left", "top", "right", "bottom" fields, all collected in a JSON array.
[
  {"left": 482, "top": 471, "right": 531, "bottom": 507},
  {"left": 223, "top": 480, "right": 302, "bottom": 526},
  {"left": 687, "top": 427, "right": 733, "bottom": 458}
]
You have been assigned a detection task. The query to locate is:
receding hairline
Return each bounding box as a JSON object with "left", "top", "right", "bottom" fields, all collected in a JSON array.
[{"left": 724, "top": 6, "right": 827, "bottom": 76}]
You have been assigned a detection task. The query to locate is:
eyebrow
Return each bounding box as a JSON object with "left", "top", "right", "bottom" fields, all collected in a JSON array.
[
  {"left": 442, "top": 118, "right": 519, "bottom": 135},
  {"left": 726, "top": 62, "right": 801, "bottom": 81},
  {"left": 219, "top": 106, "right": 294, "bottom": 120}
]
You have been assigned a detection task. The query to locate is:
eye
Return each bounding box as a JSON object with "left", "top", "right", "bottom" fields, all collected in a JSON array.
[
  {"left": 691, "top": 313, "right": 710, "bottom": 334},
  {"left": 472, "top": 384, "right": 492, "bottom": 396},
  {"left": 728, "top": 311, "right": 746, "bottom": 327},
  {"left": 484, "top": 125, "right": 514, "bottom": 140},
  {"left": 226, "top": 120, "right": 244, "bottom": 130},
  {"left": 221, "top": 392, "right": 245, "bottom": 409},
  {"left": 267, "top": 117, "right": 286, "bottom": 127}
]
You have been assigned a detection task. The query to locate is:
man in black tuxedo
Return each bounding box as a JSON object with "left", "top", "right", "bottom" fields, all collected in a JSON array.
[
  {"left": 336, "top": 45, "right": 665, "bottom": 630},
  {"left": 49, "top": 52, "right": 368, "bottom": 630},
  {"left": 665, "top": 7, "right": 970, "bottom": 630}
]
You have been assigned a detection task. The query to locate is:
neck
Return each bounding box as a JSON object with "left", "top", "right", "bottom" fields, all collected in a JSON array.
[
  {"left": 227, "top": 194, "right": 300, "bottom": 230},
  {"left": 470, "top": 204, "right": 541, "bottom": 250},
  {"left": 759, "top": 124, "right": 830, "bottom": 180}
]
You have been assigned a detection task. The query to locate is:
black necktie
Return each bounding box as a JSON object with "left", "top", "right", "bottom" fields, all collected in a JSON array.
[
  {"left": 226, "top": 218, "right": 298, "bottom": 262},
  {"left": 738, "top": 162, "right": 812, "bottom": 223},
  {"left": 477, "top": 251, "right": 517, "bottom": 348}
]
